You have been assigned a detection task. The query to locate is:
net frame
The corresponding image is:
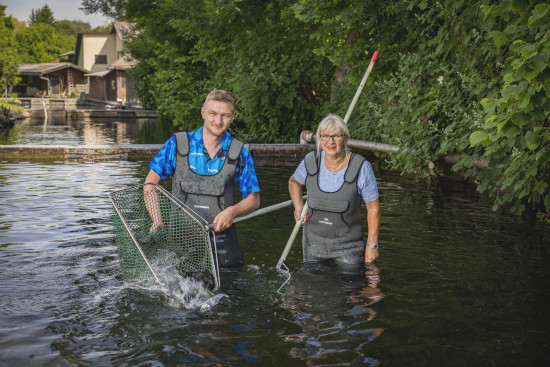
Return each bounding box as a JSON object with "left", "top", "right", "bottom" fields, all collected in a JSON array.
[{"left": 109, "top": 183, "right": 220, "bottom": 290}]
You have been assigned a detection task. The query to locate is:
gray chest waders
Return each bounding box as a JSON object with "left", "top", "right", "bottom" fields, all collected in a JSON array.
[
  {"left": 172, "top": 132, "right": 244, "bottom": 269},
  {"left": 303, "top": 151, "right": 366, "bottom": 265}
]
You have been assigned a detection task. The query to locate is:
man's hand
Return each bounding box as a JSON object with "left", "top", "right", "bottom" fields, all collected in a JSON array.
[
  {"left": 149, "top": 220, "right": 164, "bottom": 233},
  {"left": 212, "top": 206, "right": 236, "bottom": 232}
]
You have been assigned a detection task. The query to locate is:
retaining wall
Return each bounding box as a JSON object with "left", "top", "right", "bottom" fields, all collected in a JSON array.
[{"left": 0, "top": 144, "right": 315, "bottom": 165}]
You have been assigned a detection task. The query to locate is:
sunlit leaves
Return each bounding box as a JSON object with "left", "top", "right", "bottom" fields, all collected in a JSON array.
[
  {"left": 468, "top": 0, "right": 550, "bottom": 220},
  {"left": 470, "top": 130, "right": 491, "bottom": 146},
  {"left": 489, "top": 30, "right": 508, "bottom": 47}
]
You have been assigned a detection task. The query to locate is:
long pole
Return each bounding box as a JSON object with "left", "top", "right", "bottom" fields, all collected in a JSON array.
[
  {"left": 205, "top": 195, "right": 307, "bottom": 231},
  {"left": 276, "top": 51, "right": 379, "bottom": 270}
]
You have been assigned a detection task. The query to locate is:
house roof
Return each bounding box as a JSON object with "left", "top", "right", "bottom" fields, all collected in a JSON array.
[
  {"left": 108, "top": 57, "right": 136, "bottom": 70},
  {"left": 112, "top": 22, "right": 135, "bottom": 42},
  {"left": 19, "top": 63, "right": 87, "bottom": 76},
  {"left": 85, "top": 70, "right": 111, "bottom": 77},
  {"left": 58, "top": 51, "right": 75, "bottom": 58}
]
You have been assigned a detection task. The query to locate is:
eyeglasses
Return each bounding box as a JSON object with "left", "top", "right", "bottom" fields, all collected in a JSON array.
[{"left": 320, "top": 134, "right": 345, "bottom": 142}]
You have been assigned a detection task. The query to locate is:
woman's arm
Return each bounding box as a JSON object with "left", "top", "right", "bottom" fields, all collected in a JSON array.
[
  {"left": 365, "top": 199, "right": 380, "bottom": 263},
  {"left": 289, "top": 174, "right": 306, "bottom": 223}
]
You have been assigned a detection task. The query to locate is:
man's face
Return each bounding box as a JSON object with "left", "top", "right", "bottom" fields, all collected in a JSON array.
[{"left": 201, "top": 100, "right": 234, "bottom": 138}]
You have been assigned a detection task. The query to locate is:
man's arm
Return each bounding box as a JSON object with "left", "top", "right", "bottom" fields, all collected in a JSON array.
[
  {"left": 365, "top": 199, "right": 380, "bottom": 263},
  {"left": 144, "top": 169, "right": 163, "bottom": 232},
  {"left": 212, "top": 192, "right": 260, "bottom": 232}
]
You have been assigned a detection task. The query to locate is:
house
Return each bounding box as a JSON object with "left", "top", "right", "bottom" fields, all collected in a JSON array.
[
  {"left": 73, "top": 22, "right": 137, "bottom": 104},
  {"left": 15, "top": 62, "right": 87, "bottom": 97},
  {"left": 15, "top": 22, "right": 137, "bottom": 105}
]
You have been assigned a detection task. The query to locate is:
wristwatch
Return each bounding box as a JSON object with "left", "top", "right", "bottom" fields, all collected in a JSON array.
[{"left": 366, "top": 243, "right": 378, "bottom": 250}]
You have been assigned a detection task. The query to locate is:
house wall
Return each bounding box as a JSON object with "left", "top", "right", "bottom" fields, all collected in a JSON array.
[
  {"left": 115, "top": 32, "right": 124, "bottom": 60},
  {"left": 79, "top": 34, "right": 117, "bottom": 73},
  {"left": 14, "top": 68, "right": 86, "bottom": 97},
  {"left": 106, "top": 72, "right": 117, "bottom": 101},
  {"left": 88, "top": 76, "right": 107, "bottom": 100},
  {"left": 89, "top": 72, "right": 120, "bottom": 102},
  {"left": 116, "top": 70, "right": 126, "bottom": 101},
  {"left": 13, "top": 75, "right": 43, "bottom": 96}
]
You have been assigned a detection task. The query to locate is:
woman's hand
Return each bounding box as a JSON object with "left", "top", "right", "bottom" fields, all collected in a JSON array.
[{"left": 365, "top": 247, "right": 379, "bottom": 263}]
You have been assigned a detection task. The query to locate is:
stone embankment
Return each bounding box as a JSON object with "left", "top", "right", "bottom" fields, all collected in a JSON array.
[
  {"left": 0, "top": 143, "right": 314, "bottom": 165},
  {"left": 0, "top": 107, "right": 30, "bottom": 130}
]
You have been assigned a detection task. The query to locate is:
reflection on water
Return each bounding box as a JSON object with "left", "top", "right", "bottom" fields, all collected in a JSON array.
[
  {"left": 1, "top": 118, "right": 550, "bottom": 366},
  {"left": 280, "top": 263, "right": 384, "bottom": 365},
  {"left": 0, "top": 116, "right": 174, "bottom": 145}
]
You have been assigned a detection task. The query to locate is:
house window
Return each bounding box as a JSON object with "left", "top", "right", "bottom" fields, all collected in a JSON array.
[{"left": 95, "top": 54, "right": 108, "bottom": 64}]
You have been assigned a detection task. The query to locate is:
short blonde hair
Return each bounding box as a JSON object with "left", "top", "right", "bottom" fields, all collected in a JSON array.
[
  {"left": 204, "top": 89, "right": 235, "bottom": 113},
  {"left": 315, "top": 114, "right": 350, "bottom": 153}
]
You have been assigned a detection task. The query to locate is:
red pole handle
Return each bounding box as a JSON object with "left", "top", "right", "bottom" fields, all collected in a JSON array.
[{"left": 371, "top": 51, "right": 379, "bottom": 63}]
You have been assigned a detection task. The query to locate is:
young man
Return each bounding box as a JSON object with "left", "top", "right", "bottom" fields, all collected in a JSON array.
[{"left": 144, "top": 89, "right": 261, "bottom": 269}]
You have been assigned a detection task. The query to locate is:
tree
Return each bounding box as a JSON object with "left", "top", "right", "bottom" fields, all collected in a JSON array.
[
  {"left": 0, "top": 6, "right": 21, "bottom": 87},
  {"left": 92, "top": 25, "right": 110, "bottom": 32},
  {"left": 8, "top": 16, "right": 26, "bottom": 33},
  {"left": 86, "top": 0, "right": 333, "bottom": 142},
  {"left": 28, "top": 4, "right": 55, "bottom": 26},
  {"left": 54, "top": 20, "right": 92, "bottom": 38},
  {"left": 466, "top": 1, "right": 550, "bottom": 220},
  {"left": 16, "top": 22, "right": 75, "bottom": 63}
]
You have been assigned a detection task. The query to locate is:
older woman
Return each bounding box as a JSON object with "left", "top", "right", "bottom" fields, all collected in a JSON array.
[{"left": 289, "top": 114, "right": 380, "bottom": 267}]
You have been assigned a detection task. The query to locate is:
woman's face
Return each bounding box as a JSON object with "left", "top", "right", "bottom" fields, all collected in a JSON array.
[{"left": 320, "top": 128, "right": 346, "bottom": 158}]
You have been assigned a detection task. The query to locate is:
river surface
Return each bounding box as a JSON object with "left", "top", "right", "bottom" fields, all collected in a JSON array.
[{"left": 1, "top": 118, "right": 549, "bottom": 366}]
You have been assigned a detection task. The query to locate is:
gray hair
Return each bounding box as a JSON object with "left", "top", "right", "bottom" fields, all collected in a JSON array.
[{"left": 315, "top": 114, "right": 350, "bottom": 153}]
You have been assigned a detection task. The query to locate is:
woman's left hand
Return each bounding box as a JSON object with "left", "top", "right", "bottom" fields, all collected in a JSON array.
[{"left": 365, "top": 247, "right": 379, "bottom": 263}]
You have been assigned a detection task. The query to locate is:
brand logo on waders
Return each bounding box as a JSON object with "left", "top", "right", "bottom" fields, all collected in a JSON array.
[
  {"left": 194, "top": 205, "right": 210, "bottom": 209},
  {"left": 319, "top": 217, "right": 333, "bottom": 225}
]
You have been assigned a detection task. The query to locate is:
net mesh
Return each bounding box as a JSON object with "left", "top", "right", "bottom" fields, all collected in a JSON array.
[{"left": 109, "top": 183, "right": 219, "bottom": 290}]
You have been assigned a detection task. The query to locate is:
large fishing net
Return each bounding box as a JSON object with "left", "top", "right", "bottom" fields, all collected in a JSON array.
[{"left": 109, "top": 183, "right": 220, "bottom": 290}]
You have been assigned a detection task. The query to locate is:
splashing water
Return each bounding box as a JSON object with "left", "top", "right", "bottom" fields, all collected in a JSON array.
[
  {"left": 147, "top": 251, "right": 229, "bottom": 310},
  {"left": 157, "top": 271, "right": 228, "bottom": 310}
]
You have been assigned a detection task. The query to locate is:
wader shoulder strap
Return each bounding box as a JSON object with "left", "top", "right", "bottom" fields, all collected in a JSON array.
[
  {"left": 174, "top": 132, "right": 189, "bottom": 157},
  {"left": 344, "top": 153, "right": 366, "bottom": 183},
  {"left": 304, "top": 151, "right": 319, "bottom": 176},
  {"left": 226, "top": 138, "right": 244, "bottom": 164}
]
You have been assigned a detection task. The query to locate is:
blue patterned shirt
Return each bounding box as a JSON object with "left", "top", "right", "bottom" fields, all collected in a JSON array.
[{"left": 149, "top": 127, "right": 260, "bottom": 198}]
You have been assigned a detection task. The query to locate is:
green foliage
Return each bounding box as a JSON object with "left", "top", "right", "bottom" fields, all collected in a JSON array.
[
  {"left": 0, "top": 6, "right": 21, "bottom": 84},
  {"left": 16, "top": 22, "right": 75, "bottom": 63},
  {"left": 305, "top": 1, "right": 504, "bottom": 176},
  {"left": 124, "top": 0, "right": 332, "bottom": 142},
  {"left": 54, "top": 20, "right": 92, "bottom": 37},
  {"left": 463, "top": 1, "right": 550, "bottom": 220},
  {"left": 28, "top": 5, "right": 55, "bottom": 26},
  {"left": 0, "top": 99, "right": 25, "bottom": 111},
  {"left": 92, "top": 25, "right": 111, "bottom": 32}
]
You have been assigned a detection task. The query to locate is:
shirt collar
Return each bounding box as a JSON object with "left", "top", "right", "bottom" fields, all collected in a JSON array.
[{"left": 191, "top": 126, "right": 233, "bottom": 151}]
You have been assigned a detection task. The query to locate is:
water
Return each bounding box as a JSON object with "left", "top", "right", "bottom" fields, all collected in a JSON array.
[{"left": 1, "top": 118, "right": 549, "bottom": 366}]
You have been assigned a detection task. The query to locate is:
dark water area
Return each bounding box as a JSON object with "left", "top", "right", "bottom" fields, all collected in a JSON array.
[{"left": 1, "top": 118, "right": 549, "bottom": 366}]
